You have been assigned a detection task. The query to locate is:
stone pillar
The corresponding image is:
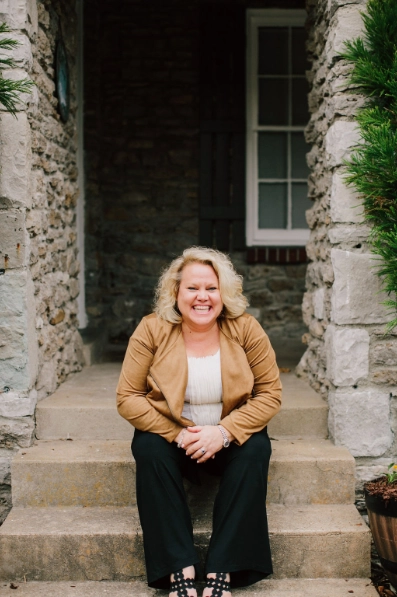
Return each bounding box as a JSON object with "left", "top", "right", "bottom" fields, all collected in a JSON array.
[
  {"left": 300, "top": 0, "right": 395, "bottom": 484},
  {"left": 0, "top": 0, "right": 38, "bottom": 521},
  {"left": 0, "top": 0, "right": 85, "bottom": 522}
]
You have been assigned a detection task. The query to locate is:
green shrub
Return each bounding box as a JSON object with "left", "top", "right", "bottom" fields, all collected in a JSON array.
[
  {"left": 342, "top": 0, "right": 397, "bottom": 332},
  {"left": 0, "top": 22, "right": 34, "bottom": 115}
]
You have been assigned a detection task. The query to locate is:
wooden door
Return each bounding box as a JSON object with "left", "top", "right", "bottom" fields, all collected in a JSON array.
[{"left": 199, "top": 4, "right": 246, "bottom": 251}]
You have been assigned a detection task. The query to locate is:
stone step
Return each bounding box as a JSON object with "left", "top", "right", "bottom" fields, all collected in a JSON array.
[
  {"left": 0, "top": 504, "right": 370, "bottom": 581},
  {"left": 0, "top": 578, "right": 379, "bottom": 597},
  {"left": 269, "top": 372, "right": 328, "bottom": 440},
  {"left": 35, "top": 365, "right": 328, "bottom": 441},
  {"left": 11, "top": 438, "right": 355, "bottom": 508},
  {"left": 35, "top": 363, "right": 132, "bottom": 442}
]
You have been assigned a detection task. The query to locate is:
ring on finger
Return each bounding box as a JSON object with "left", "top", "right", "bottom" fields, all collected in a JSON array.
[{"left": 201, "top": 448, "right": 206, "bottom": 455}]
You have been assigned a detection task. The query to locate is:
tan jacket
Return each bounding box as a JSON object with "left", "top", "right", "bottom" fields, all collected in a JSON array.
[{"left": 116, "top": 312, "right": 282, "bottom": 445}]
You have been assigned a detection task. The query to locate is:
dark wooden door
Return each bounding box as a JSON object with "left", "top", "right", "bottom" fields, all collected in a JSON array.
[{"left": 199, "top": 4, "right": 246, "bottom": 251}]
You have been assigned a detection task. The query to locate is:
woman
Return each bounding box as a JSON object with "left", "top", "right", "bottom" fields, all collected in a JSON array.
[{"left": 117, "top": 247, "right": 282, "bottom": 597}]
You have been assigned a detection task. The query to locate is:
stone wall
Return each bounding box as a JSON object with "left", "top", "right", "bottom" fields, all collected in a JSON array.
[
  {"left": 0, "top": 0, "right": 84, "bottom": 523},
  {"left": 232, "top": 253, "right": 307, "bottom": 341},
  {"left": 28, "top": 0, "right": 84, "bottom": 397},
  {"left": 299, "top": 0, "right": 397, "bottom": 489},
  {"left": 83, "top": 0, "right": 308, "bottom": 347}
]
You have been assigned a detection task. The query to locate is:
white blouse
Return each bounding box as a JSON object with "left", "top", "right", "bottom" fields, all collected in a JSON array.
[{"left": 181, "top": 350, "right": 223, "bottom": 426}]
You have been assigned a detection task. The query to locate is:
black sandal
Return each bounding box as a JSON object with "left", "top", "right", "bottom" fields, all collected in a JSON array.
[
  {"left": 170, "top": 569, "right": 196, "bottom": 597},
  {"left": 205, "top": 573, "right": 231, "bottom": 597}
]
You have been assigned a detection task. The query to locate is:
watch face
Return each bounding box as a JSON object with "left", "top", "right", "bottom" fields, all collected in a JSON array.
[
  {"left": 56, "top": 39, "right": 70, "bottom": 122},
  {"left": 224, "top": 438, "right": 230, "bottom": 448}
]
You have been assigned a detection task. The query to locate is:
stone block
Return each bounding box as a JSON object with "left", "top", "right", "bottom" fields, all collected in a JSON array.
[
  {"left": 0, "top": 32, "right": 32, "bottom": 69},
  {"left": 0, "top": 270, "right": 38, "bottom": 391},
  {"left": 328, "top": 225, "right": 371, "bottom": 245},
  {"left": 328, "top": 0, "right": 366, "bottom": 12},
  {"left": 0, "top": 415, "right": 35, "bottom": 448},
  {"left": 328, "top": 388, "right": 392, "bottom": 457},
  {"left": 371, "top": 340, "right": 397, "bottom": 367},
  {"left": 326, "top": 5, "right": 364, "bottom": 60},
  {"left": 36, "top": 360, "right": 57, "bottom": 398},
  {"left": 325, "top": 121, "right": 360, "bottom": 168},
  {"left": 371, "top": 369, "right": 397, "bottom": 385},
  {"left": 325, "top": 324, "right": 369, "bottom": 386},
  {"left": 313, "top": 288, "right": 325, "bottom": 320},
  {"left": 0, "top": 389, "right": 37, "bottom": 417},
  {"left": 355, "top": 460, "right": 391, "bottom": 488},
  {"left": 331, "top": 249, "right": 391, "bottom": 324},
  {"left": 0, "top": 112, "right": 32, "bottom": 208},
  {"left": 0, "top": 271, "right": 26, "bottom": 318},
  {"left": 0, "top": 209, "right": 28, "bottom": 269},
  {"left": 0, "top": 0, "right": 38, "bottom": 36},
  {"left": 0, "top": 318, "right": 25, "bottom": 359},
  {"left": 330, "top": 171, "right": 364, "bottom": 223}
]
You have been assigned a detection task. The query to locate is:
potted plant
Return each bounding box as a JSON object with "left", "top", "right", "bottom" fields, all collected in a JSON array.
[{"left": 365, "top": 464, "right": 397, "bottom": 589}]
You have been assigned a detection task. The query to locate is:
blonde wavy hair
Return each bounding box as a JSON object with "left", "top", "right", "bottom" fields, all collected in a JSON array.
[{"left": 154, "top": 246, "right": 249, "bottom": 324}]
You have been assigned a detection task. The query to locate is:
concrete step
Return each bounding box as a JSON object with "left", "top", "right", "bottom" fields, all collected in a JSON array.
[
  {"left": 35, "top": 365, "right": 328, "bottom": 441},
  {"left": 268, "top": 372, "right": 328, "bottom": 440},
  {"left": 35, "top": 363, "right": 132, "bottom": 441},
  {"left": 0, "top": 504, "right": 370, "bottom": 581},
  {"left": 0, "top": 578, "right": 379, "bottom": 596},
  {"left": 12, "top": 439, "right": 354, "bottom": 508}
]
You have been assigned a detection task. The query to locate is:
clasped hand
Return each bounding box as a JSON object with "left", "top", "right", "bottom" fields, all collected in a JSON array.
[{"left": 178, "top": 425, "right": 224, "bottom": 463}]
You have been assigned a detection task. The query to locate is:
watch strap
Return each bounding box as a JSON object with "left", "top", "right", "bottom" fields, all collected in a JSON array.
[{"left": 217, "top": 425, "right": 230, "bottom": 448}]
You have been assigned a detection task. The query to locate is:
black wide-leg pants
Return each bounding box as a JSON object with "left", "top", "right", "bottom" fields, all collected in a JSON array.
[{"left": 131, "top": 427, "right": 273, "bottom": 590}]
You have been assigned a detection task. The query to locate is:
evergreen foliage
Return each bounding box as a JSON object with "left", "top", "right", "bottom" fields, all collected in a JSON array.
[
  {"left": 0, "top": 23, "right": 34, "bottom": 115},
  {"left": 341, "top": 0, "right": 397, "bottom": 332}
]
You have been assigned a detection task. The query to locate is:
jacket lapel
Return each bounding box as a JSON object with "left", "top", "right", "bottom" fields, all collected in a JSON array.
[
  {"left": 149, "top": 329, "right": 188, "bottom": 419},
  {"left": 219, "top": 327, "right": 254, "bottom": 417}
]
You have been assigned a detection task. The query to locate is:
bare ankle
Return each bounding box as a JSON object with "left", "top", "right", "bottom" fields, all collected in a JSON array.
[
  {"left": 203, "top": 572, "right": 231, "bottom": 596},
  {"left": 169, "top": 567, "right": 196, "bottom": 597}
]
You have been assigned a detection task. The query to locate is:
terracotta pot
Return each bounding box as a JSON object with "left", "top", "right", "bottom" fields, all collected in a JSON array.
[{"left": 365, "top": 486, "right": 397, "bottom": 588}]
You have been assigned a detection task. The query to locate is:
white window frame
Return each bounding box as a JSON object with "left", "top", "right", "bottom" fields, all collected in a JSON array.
[{"left": 246, "top": 8, "right": 309, "bottom": 247}]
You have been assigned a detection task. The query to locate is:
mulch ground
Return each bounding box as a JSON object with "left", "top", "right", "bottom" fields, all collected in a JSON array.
[{"left": 366, "top": 478, "right": 397, "bottom": 503}]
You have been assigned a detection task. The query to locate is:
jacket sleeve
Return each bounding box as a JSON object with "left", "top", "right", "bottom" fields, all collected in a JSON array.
[
  {"left": 220, "top": 316, "right": 282, "bottom": 445},
  {"left": 116, "top": 317, "right": 183, "bottom": 442}
]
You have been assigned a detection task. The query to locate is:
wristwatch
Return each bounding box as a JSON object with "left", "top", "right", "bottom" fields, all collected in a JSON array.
[{"left": 217, "top": 425, "right": 230, "bottom": 448}]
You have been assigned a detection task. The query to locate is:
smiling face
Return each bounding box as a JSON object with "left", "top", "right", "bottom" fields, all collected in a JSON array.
[{"left": 177, "top": 262, "right": 223, "bottom": 331}]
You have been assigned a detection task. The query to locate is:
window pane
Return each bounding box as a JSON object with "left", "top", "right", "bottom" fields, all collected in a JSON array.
[
  {"left": 292, "top": 182, "right": 310, "bottom": 228},
  {"left": 292, "top": 28, "right": 309, "bottom": 75},
  {"left": 291, "top": 132, "right": 310, "bottom": 179},
  {"left": 259, "top": 183, "right": 287, "bottom": 228},
  {"left": 258, "top": 27, "right": 288, "bottom": 75},
  {"left": 292, "top": 78, "right": 309, "bottom": 125},
  {"left": 259, "top": 78, "right": 288, "bottom": 125},
  {"left": 258, "top": 133, "right": 287, "bottom": 179}
]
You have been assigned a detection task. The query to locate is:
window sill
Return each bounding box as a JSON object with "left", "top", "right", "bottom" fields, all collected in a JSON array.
[{"left": 247, "top": 247, "right": 308, "bottom": 264}]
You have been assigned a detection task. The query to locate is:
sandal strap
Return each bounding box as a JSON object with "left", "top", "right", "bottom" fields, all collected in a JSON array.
[
  {"left": 205, "top": 573, "right": 231, "bottom": 597},
  {"left": 170, "top": 569, "right": 195, "bottom": 597}
]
